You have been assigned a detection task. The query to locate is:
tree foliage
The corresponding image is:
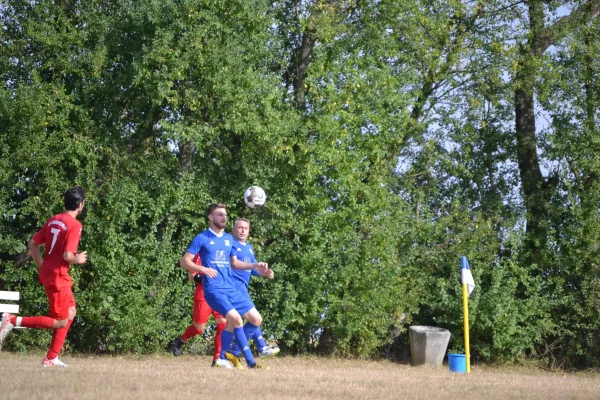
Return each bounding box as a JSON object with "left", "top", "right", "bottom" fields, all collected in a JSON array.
[{"left": 1, "top": 0, "right": 600, "bottom": 367}]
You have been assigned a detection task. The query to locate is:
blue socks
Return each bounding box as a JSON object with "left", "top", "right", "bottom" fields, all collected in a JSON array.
[
  {"left": 253, "top": 327, "right": 268, "bottom": 352},
  {"left": 231, "top": 322, "right": 260, "bottom": 356},
  {"left": 219, "top": 330, "right": 234, "bottom": 359},
  {"left": 233, "top": 326, "right": 256, "bottom": 367}
]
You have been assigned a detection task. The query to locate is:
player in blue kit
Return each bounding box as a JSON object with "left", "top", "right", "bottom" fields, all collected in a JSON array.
[
  {"left": 179, "top": 203, "right": 270, "bottom": 369},
  {"left": 225, "top": 218, "right": 280, "bottom": 369}
]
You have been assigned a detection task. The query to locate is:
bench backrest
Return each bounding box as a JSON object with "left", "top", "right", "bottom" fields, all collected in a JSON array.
[{"left": 0, "top": 291, "right": 20, "bottom": 314}]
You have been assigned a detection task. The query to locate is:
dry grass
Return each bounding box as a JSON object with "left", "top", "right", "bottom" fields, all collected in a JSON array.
[{"left": 1, "top": 353, "right": 599, "bottom": 400}]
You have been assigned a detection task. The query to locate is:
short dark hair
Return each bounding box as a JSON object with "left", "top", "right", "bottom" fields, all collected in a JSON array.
[
  {"left": 234, "top": 217, "right": 250, "bottom": 226},
  {"left": 64, "top": 186, "right": 85, "bottom": 211},
  {"left": 206, "top": 203, "right": 227, "bottom": 217}
]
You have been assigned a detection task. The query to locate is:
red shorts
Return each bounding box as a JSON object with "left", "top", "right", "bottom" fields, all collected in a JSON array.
[
  {"left": 44, "top": 286, "right": 76, "bottom": 320},
  {"left": 193, "top": 284, "right": 223, "bottom": 324}
]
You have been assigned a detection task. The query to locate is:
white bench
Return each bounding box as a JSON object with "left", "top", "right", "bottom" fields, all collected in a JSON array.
[{"left": 0, "top": 291, "right": 20, "bottom": 314}]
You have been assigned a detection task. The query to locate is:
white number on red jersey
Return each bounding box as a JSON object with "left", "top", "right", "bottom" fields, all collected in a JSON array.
[{"left": 48, "top": 227, "right": 61, "bottom": 254}]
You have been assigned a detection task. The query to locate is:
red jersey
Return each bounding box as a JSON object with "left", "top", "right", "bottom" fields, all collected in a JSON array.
[{"left": 32, "top": 212, "right": 83, "bottom": 290}]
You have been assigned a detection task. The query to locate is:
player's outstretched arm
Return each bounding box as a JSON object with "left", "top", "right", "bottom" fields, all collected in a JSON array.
[
  {"left": 64, "top": 251, "right": 87, "bottom": 265},
  {"left": 256, "top": 267, "right": 274, "bottom": 279},
  {"left": 27, "top": 239, "right": 44, "bottom": 268},
  {"left": 181, "top": 252, "right": 217, "bottom": 278},
  {"left": 230, "top": 256, "right": 267, "bottom": 271}
]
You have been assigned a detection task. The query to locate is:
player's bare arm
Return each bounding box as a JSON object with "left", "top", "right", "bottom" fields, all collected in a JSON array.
[
  {"left": 64, "top": 251, "right": 87, "bottom": 264},
  {"left": 257, "top": 267, "right": 274, "bottom": 279},
  {"left": 230, "top": 256, "right": 268, "bottom": 272},
  {"left": 180, "top": 251, "right": 217, "bottom": 278},
  {"left": 27, "top": 239, "right": 44, "bottom": 268}
]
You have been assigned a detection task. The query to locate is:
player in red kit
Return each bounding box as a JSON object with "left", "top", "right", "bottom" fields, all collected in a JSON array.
[
  {"left": 0, "top": 187, "right": 87, "bottom": 367},
  {"left": 170, "top": 254, "right": 227, "bottom": 366}
]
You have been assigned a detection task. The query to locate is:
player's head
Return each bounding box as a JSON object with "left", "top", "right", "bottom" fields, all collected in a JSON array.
[
  {"left": 206, "top": 203, "right": 227, "bottom": 230},
  {"left": 233, "top": 218, "right": 250, "bottom": 242},
  {"left": 64, "top": 186, "right": 85, "bottom": 213}
]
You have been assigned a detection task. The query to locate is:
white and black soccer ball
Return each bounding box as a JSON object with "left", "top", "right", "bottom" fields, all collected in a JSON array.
[{"left": 244, "top": 186, "right": 266, "bottom": 209}]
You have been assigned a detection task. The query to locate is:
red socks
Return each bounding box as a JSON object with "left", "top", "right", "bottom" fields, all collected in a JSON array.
[
  {"left": 47, "top": 319, "right": 73, "bottom": 359},
  {"left": 11, "top": 316, "right": 55, "bottom": 329},
  {"left": 181, "top": 321, "right": 225, "bottom": 360},
  {"left": 213, "top": 322, "right": 226, "bottom": 361},
  {"left": 181, "top": 324, "right": 203, "bottom": 342}
]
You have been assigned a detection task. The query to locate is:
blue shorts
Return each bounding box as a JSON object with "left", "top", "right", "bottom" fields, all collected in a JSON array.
[
  {"left": 234, "top": 284, "right": 252, "bottom": 302},
  {"left": 204, "top": 287, "right": 255, "bottom": 317}
]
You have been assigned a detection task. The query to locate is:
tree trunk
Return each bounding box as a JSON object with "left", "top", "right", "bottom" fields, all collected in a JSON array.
[
  {"left": 179, "top": 140, "right": 196, "bottom": 173},
  {"left": 513, "top": 1, "right": 558, "bottom": 262},
  {"left": 514, "top": 0, "right": 600, "bottom": 261},
  {"left": 286, "top": 25, "right": 316, "bottom": 111},
  {"left": 514, "top": 70, "right": 550, "bottom": 262}
]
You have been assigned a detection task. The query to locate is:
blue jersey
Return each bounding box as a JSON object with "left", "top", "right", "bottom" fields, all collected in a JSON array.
[
  {"left": 231, "top": 239, "right": 259, "bottom": 291},
  {"left": 186, "top": 229, "right": 237, "bottom": 293}
]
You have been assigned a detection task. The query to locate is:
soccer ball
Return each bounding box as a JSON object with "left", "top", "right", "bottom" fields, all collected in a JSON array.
[{"left": 244, "top": 186, "right": 266, "bottom": 209}]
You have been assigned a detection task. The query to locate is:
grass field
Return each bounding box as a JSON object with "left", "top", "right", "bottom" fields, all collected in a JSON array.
[{"left": 1, "top": 353, "right": 599, "bottom": 399}]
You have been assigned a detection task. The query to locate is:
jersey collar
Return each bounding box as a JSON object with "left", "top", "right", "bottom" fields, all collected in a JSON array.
[{"left": 209, "top": 228, "right": 224, "bottom": 237}]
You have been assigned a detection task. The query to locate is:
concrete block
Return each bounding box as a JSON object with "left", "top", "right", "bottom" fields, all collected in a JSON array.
[{"left": 409, "top": 325, "right": 451, "bottom": 367}]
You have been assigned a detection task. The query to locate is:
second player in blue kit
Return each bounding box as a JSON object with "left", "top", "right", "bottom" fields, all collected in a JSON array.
[
  {"left": 225, "top": 218, "right": 280, "bottom": 368},
  {"left": 180, "top": 203, "right": 271, "bottom": 369}
]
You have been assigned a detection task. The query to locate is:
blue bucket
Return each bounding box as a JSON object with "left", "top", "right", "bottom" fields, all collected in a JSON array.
[{"left": 448, "top": 353, "right": 466, "bottom": 373}]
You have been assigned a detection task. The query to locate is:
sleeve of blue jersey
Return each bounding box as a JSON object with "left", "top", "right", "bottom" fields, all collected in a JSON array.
[
  {"left": 229, "top": 238, "right": 237, "bottom": 258},
  {"left": 250, "top": 244, "right": 259, "bottom": 276},
  {"left": 186, "top": 233, "right": 206, "bottom": 255}
]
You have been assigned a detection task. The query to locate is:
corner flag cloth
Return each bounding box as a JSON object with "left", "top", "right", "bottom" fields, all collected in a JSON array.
[{"left": 461, "top": 256, "right": 475, "bottom": 296}]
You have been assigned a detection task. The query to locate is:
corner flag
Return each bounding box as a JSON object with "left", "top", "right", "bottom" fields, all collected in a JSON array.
[
  {"left": 461, "top": 256, "right": 475, "bottom": 296},
  {"left": 460, "top": 255, "right": 474, "bottom": 373}
]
